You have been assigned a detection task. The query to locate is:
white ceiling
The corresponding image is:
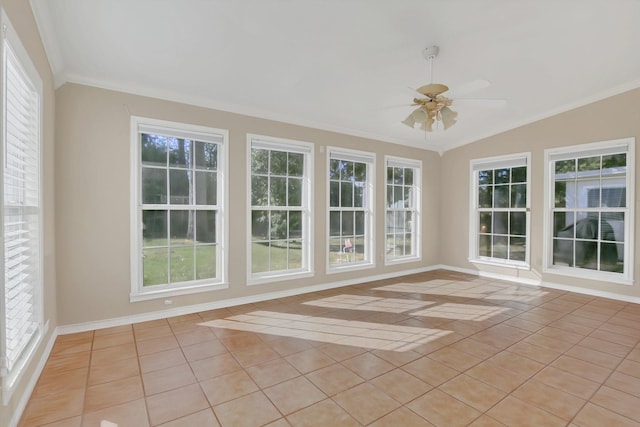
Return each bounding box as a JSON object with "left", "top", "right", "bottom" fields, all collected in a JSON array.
[{"left": 31, "top": 0, "right": 640, "bottom": 152}]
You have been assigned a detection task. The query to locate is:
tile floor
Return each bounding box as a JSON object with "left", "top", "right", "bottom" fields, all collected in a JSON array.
[{"left": 18, "top": 270, "right": 640, "bottom": 426}]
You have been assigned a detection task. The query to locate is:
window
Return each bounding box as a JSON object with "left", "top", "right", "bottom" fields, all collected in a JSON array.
[
  {"left": 328, "top": 148, "right": 374, "bottom": 270},
  {"left": 130, "top": 117, "right": 227, "bottom": 301},
  {"left": 385, "top": 156, "right": 421, "bottom": 263},
  {"left": 1, "top": 11, "right": 43, "bottom": 402},
  {"left": 545, "top": 138, "right": 635, "bottom": 283},
  {"left": 248, "top": 135, "right": 312, "bottom": 283},
  {"left": 470, "top": 153, "right": 530, "bottom": 267}
]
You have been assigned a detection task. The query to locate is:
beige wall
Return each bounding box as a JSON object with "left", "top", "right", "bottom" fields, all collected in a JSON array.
[
  {"left": 441, "top": 88, "right": 640, "bottom": 297},
  {"left": 54, "top": 83, "right": 440, "bottom": 325},
  {"left": 0, "top": 0, "right": 56, "bottom": 425}
]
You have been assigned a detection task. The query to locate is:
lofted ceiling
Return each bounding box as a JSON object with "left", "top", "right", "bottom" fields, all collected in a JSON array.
[{"left": 31, "top": 0, "right": 640, "bottom": 152}]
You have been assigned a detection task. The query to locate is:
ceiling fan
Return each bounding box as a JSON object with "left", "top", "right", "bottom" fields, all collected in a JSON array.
[{"left": 402, "top": 46, "right": 503, "bottom": 132}]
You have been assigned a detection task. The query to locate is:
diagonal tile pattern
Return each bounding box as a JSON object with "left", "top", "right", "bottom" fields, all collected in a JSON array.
[{"left": 18, "top": 270, "right": 640, "bottom": 426}]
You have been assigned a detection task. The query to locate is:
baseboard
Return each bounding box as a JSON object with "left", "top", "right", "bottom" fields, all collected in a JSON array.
[
  {"left": 9, "top": 322, "right": 57, "bottom": 427},
  {"left": 438, "top": 264, "right": 640, "bottom": 304},
  {"left": 57, "top": 265, "right": 441, "bottom": 335}
]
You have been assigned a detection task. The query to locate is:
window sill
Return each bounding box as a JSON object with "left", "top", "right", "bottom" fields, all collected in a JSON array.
[
  {"left": 468, "top": 258, "right": 531, "bottom": 271},
  {"left": 130, "top": 282, "right": 229, "bottom": 302},
  {"left": 543, "top": 265, "right": 633, "bottom": 286},
  {"left": 384, "top": 256, "right": 422, "bottom": 266},
  {"left": 247, "top": 270, "right": 314, "bottom": 286},
  {"left": 326, "top": 261, "right": 375, "bottom": 275}
]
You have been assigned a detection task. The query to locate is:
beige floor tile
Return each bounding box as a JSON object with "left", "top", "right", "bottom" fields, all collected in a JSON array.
[
  {"left": 134, "top": 324, "right": 174, "bottom": 342},
  {"left": 146, "top": 383, "right": 210, "bottom": 426},
  {"left": 465, "top": 359, "right": 532, "bottom": 393},
  {"left": 369, "top": 368, "right": 431, "bottom": 404},
  {"left": 333, "top": 383, "right": 400, "bottom": 425},
  {"left": 507, "top": 340, "right": 562, "bottom": 364},
  {"left": 264, "top": 376, "right": 326, "bottom": 415},
  {"left": 428, "top": 345, "right": 483, "bottom": 371},
  {"left": 467, "top": 415, "right": 507, "bottom": 426},
  {"left": 440, "top": 374, "right": 506, "bottom": 412},
  {"left": 232, "top": 344, "right": 282, "bottom": 367},
  {"left": 213, "top": 391, "right": 281, "bottom": 427},
  {"left": 133, "top": 318, "right": 169, "bottom": 331},
  {"left": 512, "top": 380, "right": 585, "bottom": 421},
  {"left": 402, "top": 356, "right": 459, "bottom": 386},
  {"left": 175, "top": 328, "right": 217, "bottom": 347},
  {"left": 136, "top": 335, "right": 180, "bottom": 356},
  {"left": 93, "top": 324, "right": 133, "bottom": 337},
  {"left": 92, "top": 331, "right": 135, "bottom": 350},
  {"left": 142, "top": 363, "right": 196, "bottom": 396},
  {"left": 572, "top": 402, "right": 639, "bottom": 427},
  {"left": 317, "top": 343, "right": 366, "bottom": 361},
  {"left": 42, "top": 351, "right": 91, "bottom": 374},
  {"left": 50, "top": 339, "right": 93, "bottom": 357},
  {"left": 286, "top": 399, "right": 359, "bottom": 427},
  {"left": 550, "top": 354, "right": 612, "bottom": 383},
  {"left": 341, "top": 352, "right": 393, "bottom": 380},
  {"left": 532, "top": 366, "right": 599, "bottom": 400},
  {"left": 305, "top": 363, "right": 364, "bottom": 396},
  {"left": 285, "top": 348, "right": 335, "bottom": 374},
  {"left": 579, "top": 336, "right": 631, "bottom": 358},
  {"left": 267, "top": 337, "right": 314, "bottom": 357},
  {"left": 606, "top": 371, "right": 640, "bottom": 398},
  {"left": 189, "top": 352, "right": 242, "bottom": 381},
  {"left": 139, "top": 348, "right": 187, "bottom": 374},
  {"left": 88, "top": 356, "right": 140, "bottom": 386},
  {"left": 81, "top": 398, "right": 149, "bottom": 427},
  {"left": 370, "top": 348, "right": 421, "bottom": 366},
  {"left": 200, "top": 369, "right": 259, "bottom": 406},
  {"left": 368, "top": 407, "right": 435, "bottom": 427},
  {"left": 407, "top": 389, "right": 481, "bottom": 427},
  {"left": 566, "top": 344, "right": 623, "bottom": 369},
  {"left": 157, "top": 408, "right": 220, "bottom": 427},
  {"left": 20, "top": 389, "right": 85, "bottom": 426},
  {"left": 39, "top": 416, "right": 82, "bottom": 427},
  {"left": 590, "top": 385, "right": 640, "bottom": 422},
  {"left": 590, "top": 328, "right": 640, "bottom": 348},
  {"left": 487, "top": 396, "right": 566, "bottom": 427},
  {"left": 84, "top": 375, "right": 144, "bottom": 413},
  {"left": 450, "top": 338, "right": 502, "bottom": 360},
  {"left": 245, "top": 358, "right": 301, "bottom": 388},
  {"left": 91, "top": 343, "right": 137, "bottom": 365},
  {"left": 617, "top": 359, "right": 640, "bottom": 379},
  {"left": 34, "top": 367, "right": 88, "bottom": 397}
]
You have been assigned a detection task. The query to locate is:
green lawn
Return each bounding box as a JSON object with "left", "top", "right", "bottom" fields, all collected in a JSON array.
[{"left": 143, "top": 239, "right": 216, "bottom": 286}]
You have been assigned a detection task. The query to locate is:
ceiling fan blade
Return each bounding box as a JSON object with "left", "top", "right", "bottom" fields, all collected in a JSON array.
[
  {"left": 447, "top": 79, "right": 491, "bottom": 97},
  {"left": 440, "top": 106, "right": 458, "bottom": 130},
  {"left": 416, "top": 83, "right": 449, "bottom": 98}
]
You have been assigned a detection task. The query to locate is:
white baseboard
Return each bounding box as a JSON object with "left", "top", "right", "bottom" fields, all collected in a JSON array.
[
  {"left": 57, "top": 265, "right": 441, "bottom": 335},
  {"left": 9, "top": 322, "right": 57, "bottom": 427}
]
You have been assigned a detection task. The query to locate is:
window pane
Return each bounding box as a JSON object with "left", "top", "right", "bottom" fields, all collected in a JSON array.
[
  {"left": 195, "top": 171, "right": 216, "bottom": 205},
  {"left": 578, "top": 156, "right": 600, "bottom": 172},
  {"left": 330, "top": 211, "right": 341, "bottom": 236},
  {"left": 511, "top": 166, "right": 526, "bottom": 183},
  {"left": 510, "top": 237, "right": 526, "bottom": 261},
  {"left": 478, "top": 170, "right": 493, "bottom": 185},
  {"left": 143, "top": 210, "right": 167, "bottom": 246},
  {"left": 554, "top": 212, "right": 574, "bottom": 237},
  {"left": 404, "top": 168, "right": 413, "bottom": 186},
  {"left": 495, "top": 168, "right": 510, "bottom": 184},
  {"left": 329, "top": 159, "right": 340, "bottom": 179},
  {"left": 394, "top": 211, "right": 405, "bottom": 235},
  {"left": 252, "top": 242, "right": 269, "bottom": 273},
  {"left": 393, "top": 167, "right": 403, "bottom": 184},
  {"left": 141, "top": 134, "right": 167, "bottom": 166},
  {"left": 270, "top": 210, "right": 287, "bottom": 240},
  {"left": 405, "top": 212, "right": 413, "bottom": 232},
  {"left": 195, "top": 245, "right": 216, "bottom": 280},
  {"left": 251, "top": 148, "right": 268, "bottom": 174},
  {"left": 251, "top": 176, "right": 268, "bottom": 206},
  {"left": 355, "top": 211, "right": 365, "bottom": 235},
  {"left": 341, "top": 182, "right": 353, "bottom": 207},
  {"left": 168, "top": 138, "right": 191, "bottom": 168},
  {"left": 480, "top": 212, "right": 492, "bottom": 233},
  {"left": 393, "top": 185, "right": 403, "bottom": 206},
  {"left": 354, "top": 162, "right": 366, "bottom": 182},
  {"left": 478, "top": 185, "right": 492, "bottom": 208},
  {"left": 288, "top": 152, "right": 304, "bottom": 177},
  {"left": 170, "top": 246, "right": 195, "bottom": 283},
  {"left": 576, "top": 179, "right": 595, "bottom": 208},
  {"left": 386, "top": 185, "right": 393, "bottom": 209},
  {"left": 600, "top": 184, "right": 625, "bottom": 208},
  {"left": 170, "top": 210, "right": 193, "bottom": 241},
  {"left": 289, "top": 211, "right": 302, "bottom": 238},
  {"left": 288, "top": 178, "right": 302, "bottom": 206},
  {"left": 342, "top": 211, "right": 354, "bottom": 235},
  {"left": 169, "top": 169, "right": 191, "bottom": 204},
  {"left": 600, "top": 242, "right": 621, "bottom": 272},
  {"left": 143, "top": 248, "right": 168, "bottom": 286},
  {"left": 494, "top": 185, "right": 509, "bottom": 208},
  {"left": 270, "top": 151, "right": 287, "bottom": 175},
  {"left": 555, "top": 159, "right": 575, "bottom": 176},
  {"left": 575, "top": 241, "right": 597, "bottom": 269},
  {"left": 270, "top": 241, "right": 287, "bottom": 271},
  {"left": 602, "top": 153, "right": 626, "bottom": 169},
  {"left": 493, "top": 212, "right": 508, "bottom": 234},
  {"left": 479, "top": 235, "right": 491, "bottom": 257},
  {"left": 354, "top": 183, "right": 364, "bottom": 208},
  {"left": 329, "top": 237, "right": 342, "bottom": 265},
  {"left": 195, "top": 141, "right": 217, "bottom": 170},
  {"left": 342, "top": 161, "right": 354, "bottom": 181},
  {"left": 142, "top": 168, "right": 167, "bottom": 204},
  {"left": 554, "top": 181, "right": 569, "bottom": 208},
  {"left": 575, "top": 216, "right": 598, "bottom": 240},
  {"left": 195, "top": 210, "right": 216, "bottom": 243},
  {"left": 270, "top": 177, "right": 287, "bottom": 206},
  {"left": 330, "top": 181, "right": 340, "bottom": 207},
  {"left": 289, "top": 240, "right": 302, "bottom": 269},
  {"left": 493, "top": 236, "right": 508, "bottom": 259},
  {"left": 402, "top": 187, "right": 412, "bottom": 208},
  {"left": 386, "top": 167, "right": 393, "bottom": 184},
  {"left": 511, "top": 184, "right": 526, "bottom": 208},
  {"left": 600, "top": 214, "right": 621, "bottom": 241},
  {"left": 510, "top": 212, "right": 526, "bottom": 236},
  {"left": 553, "top": 238, "right": 574, "bottom": 267}
]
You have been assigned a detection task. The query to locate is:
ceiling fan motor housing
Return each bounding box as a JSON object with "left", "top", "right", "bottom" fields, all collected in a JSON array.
[{"left": 423, "top": 45, "right": 439, "bottom": 60}]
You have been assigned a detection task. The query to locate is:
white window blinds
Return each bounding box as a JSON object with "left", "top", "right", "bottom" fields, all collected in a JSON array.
[{"left": 2, "top": 29, "right": 42, "bottom": 391}]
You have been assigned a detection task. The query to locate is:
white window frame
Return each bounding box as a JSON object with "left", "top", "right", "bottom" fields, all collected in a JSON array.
[
  {"left": 130, "top": 117, "right": 228, "bottom": 302},
  {"left": 246, "top": 134, "right": 314, "bottom": 285},
  {"left": 543, "top": 138, "right": 635, "bottom": 285},
  {"left": 385, "top": 156, "right": 422, "bottom": 265},
  {"left": 469, "top": 153, "right": 531, "bottom": 269},
  {"left": 327, "top": 147, "right": 375, "bottom": 273},
  {"left": 0, "top": 10, "right": 44, "bottom": 404}
]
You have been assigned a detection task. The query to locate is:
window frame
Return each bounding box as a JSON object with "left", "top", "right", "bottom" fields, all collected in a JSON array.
[
  {"left": 326, "top": 147, "right": 375, "bottom": 274},
  {"left": 246, "top": 134, "right": 314, "bottom": 285},
  {"left": 384, "top": 156, "right": 422, "bottom": 265},
  {"left": 543, "top": 138, "right": 635, "bottom": 285},
  {"left": 469, "top": 152, "right": 531, "bottom": 269},
  {"left": 0, "top": 9, "right": 44, "bottom": 404},
  {"left": 130, "top": 116, "right": 228, "bottom": 302}
]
